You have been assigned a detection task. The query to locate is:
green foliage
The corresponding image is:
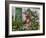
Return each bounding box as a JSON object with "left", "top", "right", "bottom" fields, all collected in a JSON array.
[
  {"left": 12, "top": 19, "right": 24, "bottom": 31},
  {"left": 12, "top": 8, "right": 24, "bottom": 31},
  {"left": 31, "top": 11, "right": 40, "bottom": 30},
  {"left": 12, "top": 8, "right": 40, "bottom": 31},
  {"left": 26, "top": 8, "right": 40, "bottom": 30}
]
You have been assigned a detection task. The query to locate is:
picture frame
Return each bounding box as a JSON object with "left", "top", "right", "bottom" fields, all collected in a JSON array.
[{"left": 5, "top": 1, "right": 45, "bottom": 37}]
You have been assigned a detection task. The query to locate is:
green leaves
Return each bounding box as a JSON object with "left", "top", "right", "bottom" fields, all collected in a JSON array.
[
  {"left": 31, "top": 11, "right": 39, "bottom": 30},
  {"left": 12, "top": 8, "right": 40, "bottom": 31},
  {"left": 26, "top": 8, "right": 39, "bottom": 30}
]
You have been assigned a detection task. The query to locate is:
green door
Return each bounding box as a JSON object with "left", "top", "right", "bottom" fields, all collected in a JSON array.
[{"left": 15, "top": 7, "right": 22, "bottom": 22}]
